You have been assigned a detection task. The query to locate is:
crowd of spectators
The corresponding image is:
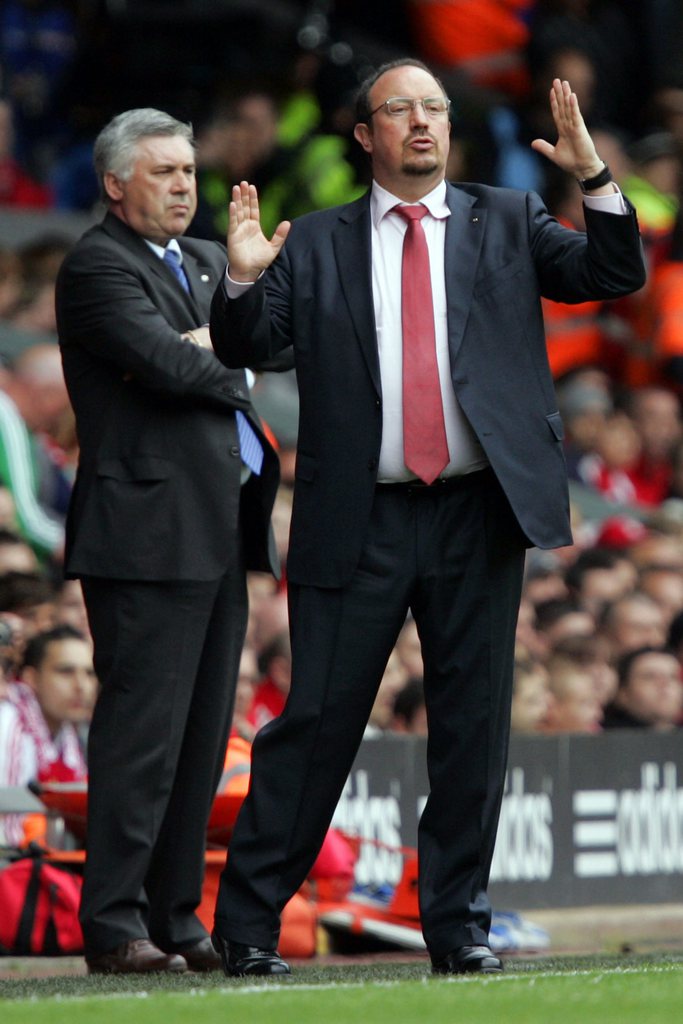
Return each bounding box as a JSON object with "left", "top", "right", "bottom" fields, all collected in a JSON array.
[{"left": 2, "top": 1, "right": 683, "bottom": 848}]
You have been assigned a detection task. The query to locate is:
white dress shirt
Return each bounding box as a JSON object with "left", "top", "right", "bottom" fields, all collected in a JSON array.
[{"left": 227, "top": 177, "right": 629, "bottom": 482}]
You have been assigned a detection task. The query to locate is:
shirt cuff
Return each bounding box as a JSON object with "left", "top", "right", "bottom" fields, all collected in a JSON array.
[
  {"left": 582, "top": 184, "right": 628, "bottom": 215},
  {"left": 225, "top": 267, "right": 262, "bottom": 299}
]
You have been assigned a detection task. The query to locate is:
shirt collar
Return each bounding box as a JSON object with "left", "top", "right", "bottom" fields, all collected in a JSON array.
[
  {"left": 370, "top": 178, "right": 450, "bottom": 228},
  {"left": 145, "top": 237, "right": 183, "bottom": 261}
]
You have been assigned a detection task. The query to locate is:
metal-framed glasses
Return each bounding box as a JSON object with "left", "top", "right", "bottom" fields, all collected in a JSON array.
[{"left": 369, "top": 96, "right": 451, "bottom": 118}]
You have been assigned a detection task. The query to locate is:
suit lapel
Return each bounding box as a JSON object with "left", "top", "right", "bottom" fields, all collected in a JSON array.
[
  {"left": 332, "top": 196, "right": 381, "bottom": 396},
  {"left": 101, "top": 213, "right": 205, "bottom": 320},
  {"left": 444, "top": 183, "right": 486, "bottom": 363},
  {"left": 180, "top": 249, "right": 218, "bottom": 321}
]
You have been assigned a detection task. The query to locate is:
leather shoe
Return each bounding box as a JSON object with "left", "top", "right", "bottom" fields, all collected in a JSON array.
[
  {"left": 177, "top": 936, "right": 222, "bottom": 972},
  {"left": 86, "top": 938, "right": 188, "bottom": 974},
  {"left": 211, "top": 931, "right": 291, "bottom": 977},
  {"left": 432, "top": 945, "right": 503, "bottom": 975}
]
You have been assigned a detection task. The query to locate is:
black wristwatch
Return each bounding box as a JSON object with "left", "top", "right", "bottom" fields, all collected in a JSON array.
[{"left": 578, "top": 163, "right": 613, "bottom": 193}]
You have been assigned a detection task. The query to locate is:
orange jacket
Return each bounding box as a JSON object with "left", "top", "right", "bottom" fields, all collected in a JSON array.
[{"left": 408, "top": 0, "right": 533, "bottom": 97}]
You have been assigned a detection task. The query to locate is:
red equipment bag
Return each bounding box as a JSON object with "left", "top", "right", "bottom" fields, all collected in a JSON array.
[{"left": 0, "top": 851, "right": 84, "bottom": 955}]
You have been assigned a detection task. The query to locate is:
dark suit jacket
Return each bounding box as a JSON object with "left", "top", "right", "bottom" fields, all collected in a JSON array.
[
  {"left": 56, "top": 212, "right": 280, "bottom": 581},
  {"left": 211, "top": 182, "right": 646, "bottom": 588}
]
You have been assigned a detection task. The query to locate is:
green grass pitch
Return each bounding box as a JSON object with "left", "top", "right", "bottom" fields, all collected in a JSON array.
[{"left": 1, "top": 955, "right": 683, "bottom": 1024}]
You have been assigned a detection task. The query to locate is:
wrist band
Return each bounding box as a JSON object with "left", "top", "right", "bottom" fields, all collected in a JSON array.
[{"left": 578, "top": 163, "right": 613, "bottom": 193}]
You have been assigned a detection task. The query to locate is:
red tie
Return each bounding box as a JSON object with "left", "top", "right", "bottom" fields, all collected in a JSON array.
[{"left": 393, "top": 204, "right": 449, "bottom": 484}]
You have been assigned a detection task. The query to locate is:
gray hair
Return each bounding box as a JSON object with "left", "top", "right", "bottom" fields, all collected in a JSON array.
[{"left": 93, "top": 108, "right": 194, "bottom": 198}]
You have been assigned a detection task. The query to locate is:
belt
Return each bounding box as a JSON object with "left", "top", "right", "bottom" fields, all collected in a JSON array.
[{"left": 376, "top": 468, "right": 492, "bottom": 492}]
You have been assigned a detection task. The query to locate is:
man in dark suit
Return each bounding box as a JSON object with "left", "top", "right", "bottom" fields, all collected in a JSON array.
[
  {"left": 209, "top": 61, "right": 646, "bottom": 977},
  {"left": 55, "top": 108, "right": 281, "bottom": 974}
]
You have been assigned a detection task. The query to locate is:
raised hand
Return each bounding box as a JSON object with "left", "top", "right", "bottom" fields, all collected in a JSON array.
[
  {"left": 530, "top": 78, "right": 604, "bottom": 181},
  {"left": 227, "top": 181, "right": 291, "bottom": 283}
]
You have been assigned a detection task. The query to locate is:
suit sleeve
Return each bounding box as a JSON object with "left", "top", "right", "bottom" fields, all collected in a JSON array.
[
  {"left": 56, "top": 242, "right": 250, "bottom": 409},
  {"left": 210, "top": 242, "right": 294, "bottom": 369},
  {"left": 529, "top": 191, "right": 646, "bottom": 303}
]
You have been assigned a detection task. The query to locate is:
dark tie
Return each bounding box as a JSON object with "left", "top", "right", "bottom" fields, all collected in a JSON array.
[
  {"left": 393, "top": 204, "right": 449, "bottom": 484},
  {"left": 163, "top": 246, "right": 263, "bottom": 475}
]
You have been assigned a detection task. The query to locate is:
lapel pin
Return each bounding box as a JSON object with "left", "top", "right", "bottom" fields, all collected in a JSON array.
[
  {"left": 471, "top": 216, "right": 479, "bottom": 223},
  {"left": 200, "top": 274, "right": 210, "bottom": 282}
]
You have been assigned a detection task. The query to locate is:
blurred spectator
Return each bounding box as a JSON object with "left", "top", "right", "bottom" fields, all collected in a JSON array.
[
  {"left": 510, "top": 658, "right": 553, "bottom": 734},
  {"left": 544, "top": 654, "right": 603, "bottom": 734},
  {"left": 602, "top": 645, "right": 683, "bottom": 730},
  {"left": 565, "top": 546, "right": 637, "bottom": 618},
  {"left": 623, "top": 132, "right": 681, "bottom": 268},
  {"left": 0, "top": 343, "right": 68, "bottom": 560},
  {"left": 599, "top": 590, "right": 667, "bottom": 658},
  {"left": 551, "top": 632, "right": 618, "bottom": 709},
  {"left": 515, "top": 596, "right": 549, "bottom": 661},
  {"left": 556, "top": 369, "right": 613, "bottom": 479},
  {"left": 248, "top": 629, "right": 292, "bottom": 731},
  {"left": 0, "top": 96, "right": 52, "bottom": 207},
  {"left": 575, "top": 410, "right": 642, "bottom": 505},
  {"left": 623, "top": 386, "right": 682, "bottom": 504},
  {"left": 54, "top": 577, "right": 89, "bottom": 640},
  {"left": 230, "top": 645, "right": 259, "bottom": 743},
  {"left": 395, "top": 616, "right": 423, "bottom": 679},
  {"left": 0, "top": 570, "right": 57, "bottom": 649},
  {"left": 534, "top": 597, "right": 595, "bottom": 650},
  {"left": 0, "top": 0, "right": 79, "bottom": 180},
  {"left": 366, "top": 649, "right": 410, "bottom": 735},
  {"left": 389, "top": 677, "right": 428, "bottom": 737},
  {"left": 408, "top": 0, "right": 534, "bottom": 100},
  {"left": 628, "top": 531, "right": 683, "bottom": 571},
  {"left": 245, "top": 575, "right": 289, "bottom": 657},
  {"left": 526, "top": 1, "right": 643, "bottom": 134},
  {"left": 0, "top": 527, "right": 38, "bottom": 573},
  {"left": 0, "top": 247, "right": 24, "bottom": 320},
  {"left": 638, "top": 565, "right": 683, "bottom": 629}
]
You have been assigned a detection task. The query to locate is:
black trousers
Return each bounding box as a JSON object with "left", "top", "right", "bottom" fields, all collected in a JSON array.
[
  {"left": 80, "top": 561, "right": 247, "bottom": 956},
  {"left": 215, "top": 469, "right": 526, "bottom": 961}
]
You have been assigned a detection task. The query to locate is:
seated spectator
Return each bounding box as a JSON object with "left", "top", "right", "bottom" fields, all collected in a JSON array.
[
  {"left": 624, "top": 386, "right": 682, "bottom": 505},
  {"left": 602, "top": 646, "right": 683, "bottom": 730},
  {"left": 395, "top": 616, "right": 423, "bottom": 679},
  {"left": 0, "top": 528, "right": 38, "bottom": 574},
  {"left": 564, "top": 546, "right": 637, "bottom": 618},
  {"left": 521, "top": 558, "right": 568, "bottom": 606},
  {"left": 534, "top": 597, "right": 596, "bottom": 651},
  {"left": 575, "top": 411, "right": 642, "bottom": 505},
  {"left": 1, "top": 624, "right": 95, "bottom": 847},
  {"left": 556, "top": 369, "right": 613, "bottom": 480},
  {"left": 0, "top": 98, "right": 52, "bottom": 209},
  {"left": 365, "top": 650, "right": 410, "bottom": 736},
  {"left": 0, "top": 343, "right": 69, "bottom": 561},
  {"left": 628, "top": 531, "right": 683, "bottom": 572},
  {"left": 0, "top": 571, "right": 58, "bottom": 650},
  {"left": 515, "top": 596, "right": 548, "bottom": 661},
  {"left": 638, "top": 565, "right": 683, "bottom": 630},
  {"left": 599, "top": 591, "right": 668, "bottom": 658},
  {"left": 54, "top": 578, "right": 90, "bottom": 641},
  {"left": 248, "top": 630, "right": 291, "bottom": 731},
  {"left": 510, "top": 659, "right": 553, "bottom": 734},
  {"left": 551, "top": 634, "right": 618, "bottom": 711},
  {"left": 230, "top": 645, "right": 260, "bottom": 742},
  {"left": 245, "top": 573, "right": 288, "bottom": 656},
  {"left": 389, "top": 678, "right": 428, "bottom": 737},
  {"left": 544, "top": 657, "right": 603, "bottom": 734}
]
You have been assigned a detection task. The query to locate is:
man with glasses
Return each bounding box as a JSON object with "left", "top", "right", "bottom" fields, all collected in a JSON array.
[{"left": 210, "top": 58, "right": 645, "bottom": 977}]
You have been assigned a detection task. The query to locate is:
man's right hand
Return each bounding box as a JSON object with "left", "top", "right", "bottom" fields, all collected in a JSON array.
[{"left": 227, "top": 181, "right": 291, "bottom": 283}]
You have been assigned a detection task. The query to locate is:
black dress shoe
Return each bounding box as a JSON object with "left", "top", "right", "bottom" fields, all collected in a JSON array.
[
  {"left": 432, "top": 945, "right": 503, "bottom": 975},
  {"left": 211, "top": 931, "right": 291, "bottom": 977},
  {"left": 177, "top": 936, "right": 222, "bottom": 972},
  {"left": 86, "top": 938, "right": 188, "bottom": 975}
]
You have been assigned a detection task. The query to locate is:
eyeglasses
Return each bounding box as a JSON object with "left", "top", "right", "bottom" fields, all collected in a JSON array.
[{"left": 369, "top": 96, "right": 451, "bottom": 119}]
